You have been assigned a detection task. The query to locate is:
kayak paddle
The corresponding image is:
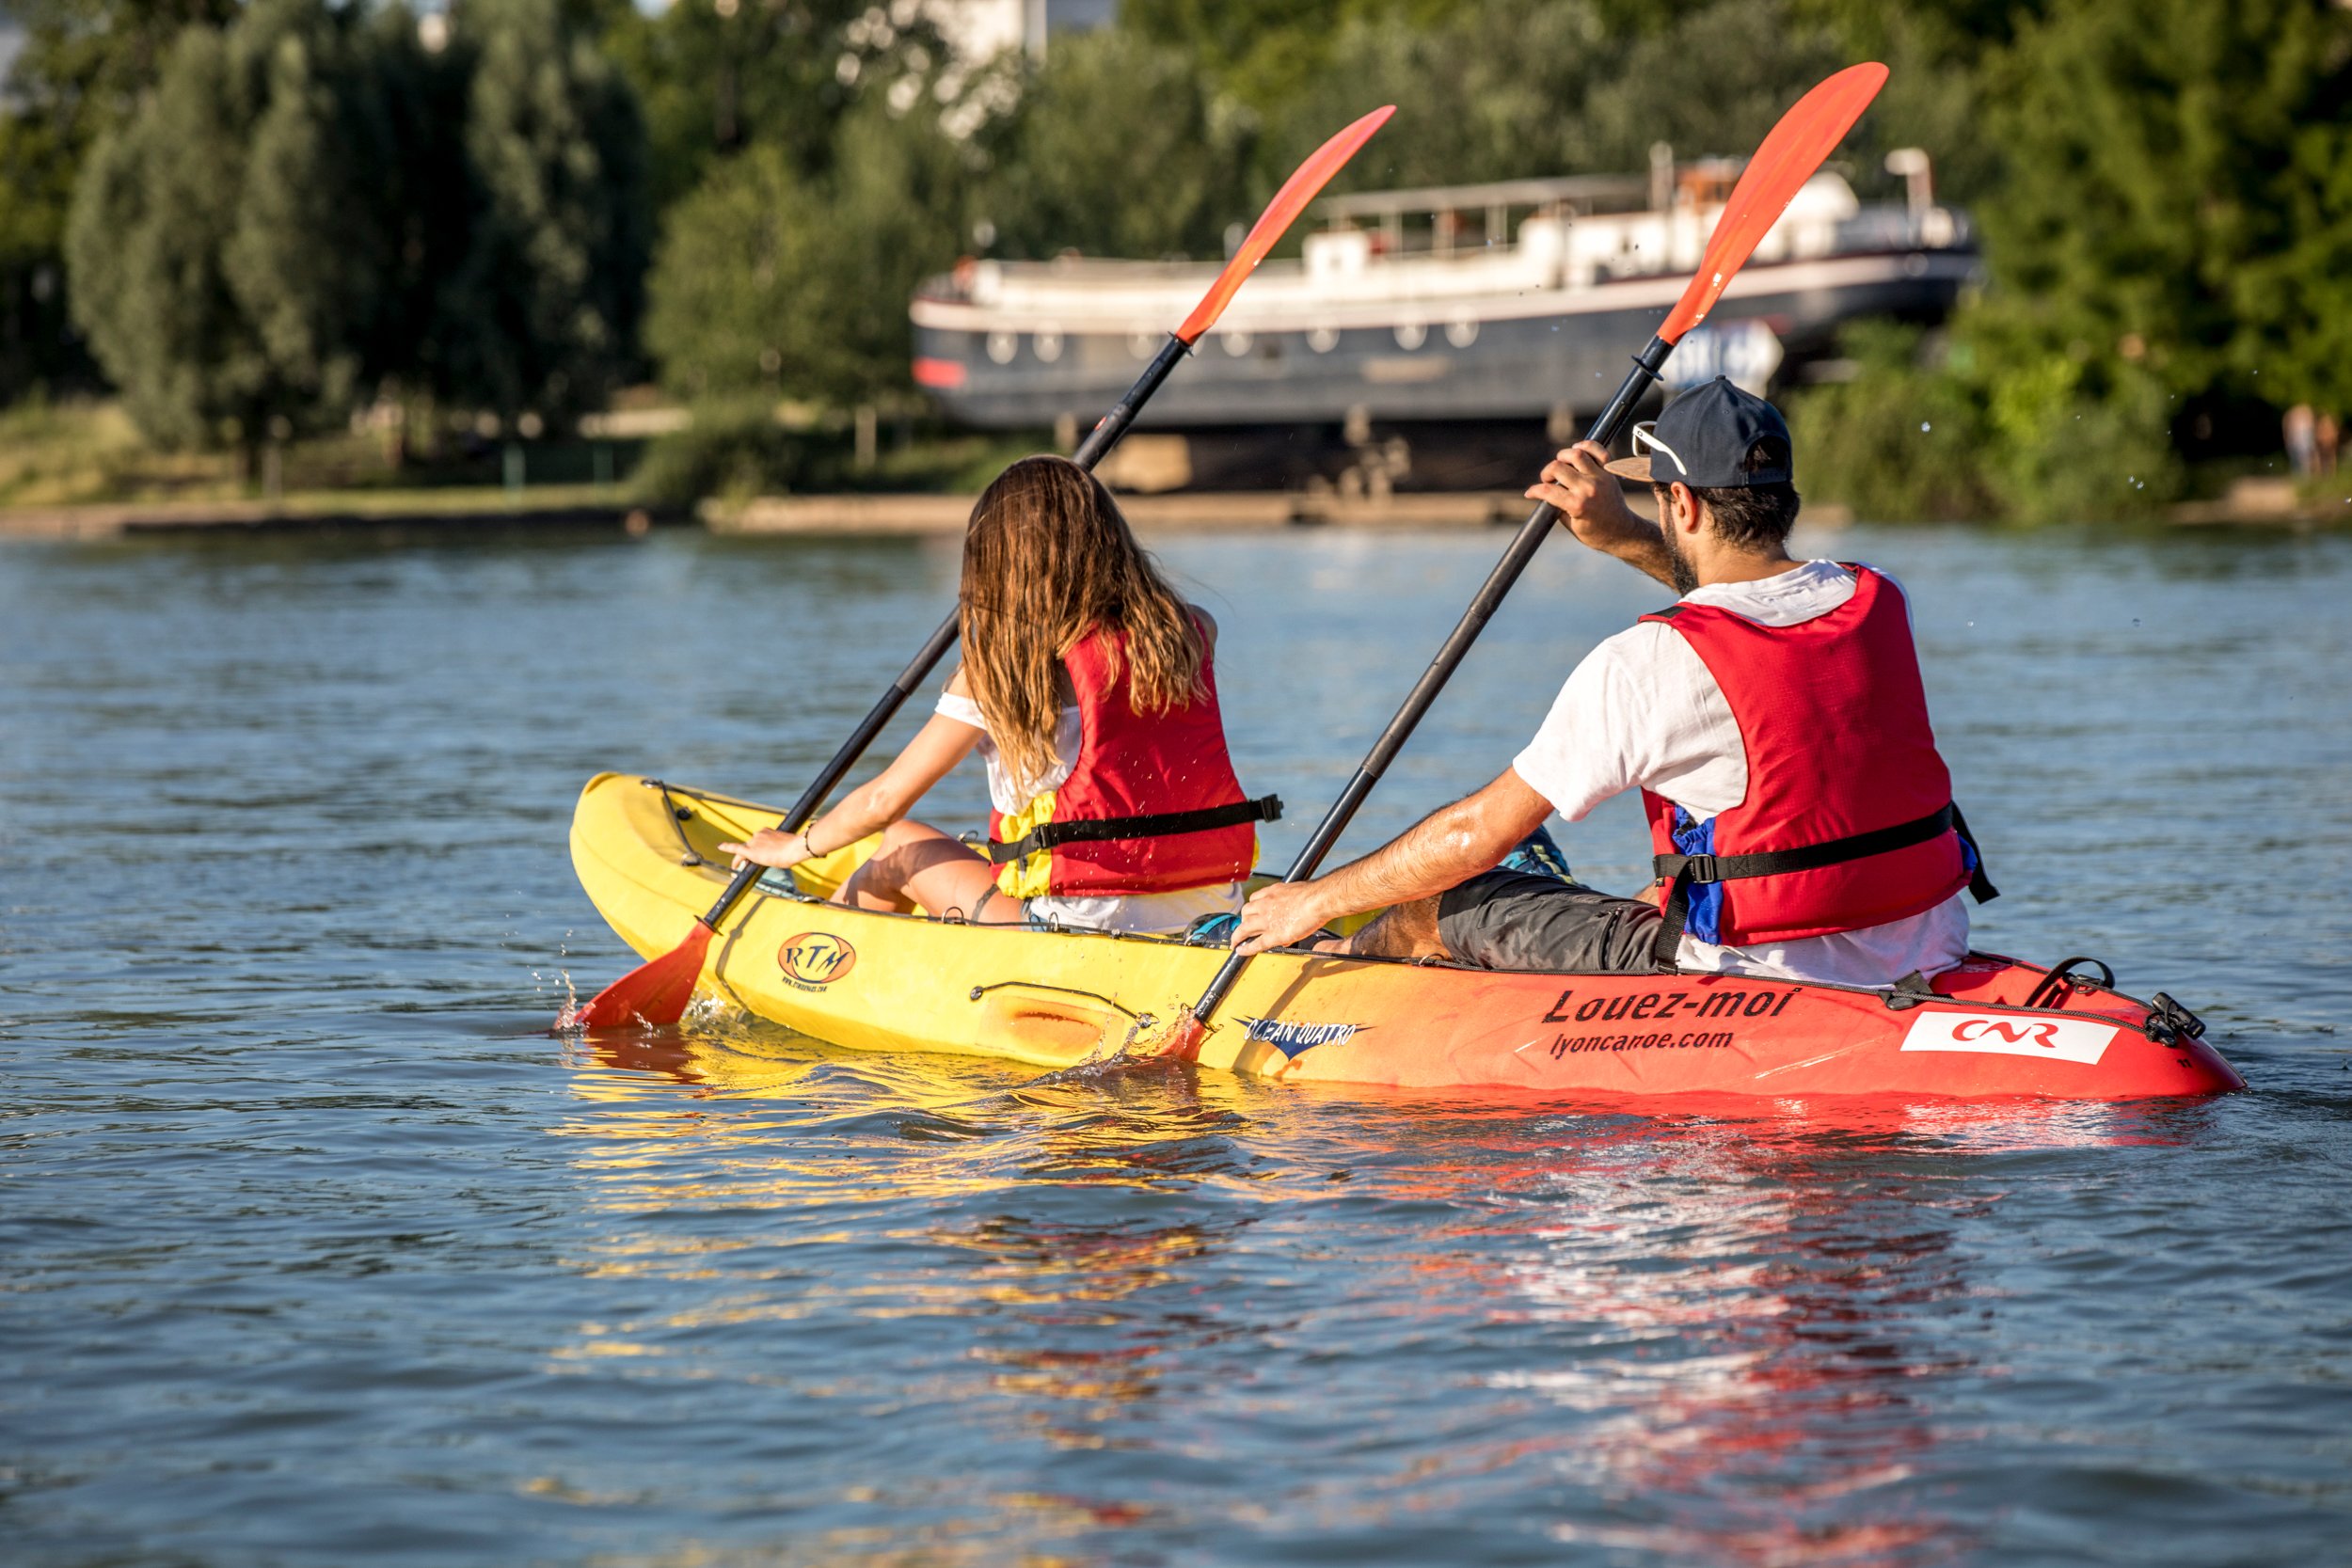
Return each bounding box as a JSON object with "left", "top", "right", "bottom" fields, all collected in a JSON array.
[
  {"left": 562, "top": 104, "right": 1396, "bottom": 1031},
  {"left": 1161, "top": 63, "right": 1890, "bottom": 1055}
]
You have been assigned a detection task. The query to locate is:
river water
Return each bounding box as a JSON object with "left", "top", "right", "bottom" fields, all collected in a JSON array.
[{"left": 4, "top": 520, "right": 2348, "bottom": 1566}]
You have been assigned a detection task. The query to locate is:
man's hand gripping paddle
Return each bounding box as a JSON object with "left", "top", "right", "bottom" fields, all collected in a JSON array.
[
  {"left": 560, "top": 105, "right": 1396, "bottom": 1032},
  {"left": 1152, "top": 63, "right": 1889, "bottom": 1059}
]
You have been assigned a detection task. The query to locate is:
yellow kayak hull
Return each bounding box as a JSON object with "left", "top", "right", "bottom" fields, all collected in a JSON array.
[
  {"left": 570, "top": 771, "right": 1411, "bottom": 1081},
  {"left": 569, "top": 773, "right": 2243, "bottom": 1100}
]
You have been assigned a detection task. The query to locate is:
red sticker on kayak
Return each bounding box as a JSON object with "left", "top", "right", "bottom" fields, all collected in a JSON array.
[{"left": 777, "top": 932, "right": 857, "bottom": 990}]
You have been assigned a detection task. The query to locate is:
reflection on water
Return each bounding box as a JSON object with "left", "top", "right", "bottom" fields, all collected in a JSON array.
[
  {"left": 1480, "top": 1119, "right": 1972, "bottom": 1563},
  {"left": 541, "top": 1018, "right": 2275, "bottom": 1567},
  {"left": 5, "top": 524, "right": 2350, "bottom": 1566}
]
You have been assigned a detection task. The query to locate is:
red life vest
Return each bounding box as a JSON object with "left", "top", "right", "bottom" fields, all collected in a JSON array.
[
  {"left": 986, "top": 624, "right": 1278, "bottom": 898},
  {"left": 1636, "top": 565, "right": 1992, "bottom": 967}
]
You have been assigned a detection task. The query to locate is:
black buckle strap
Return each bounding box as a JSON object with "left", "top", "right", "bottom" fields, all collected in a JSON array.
[
  {"left": 1649, "top": 801, "right": 1995, "bottom": 972},
  {"left": 1654, "top": 803, "right": 1960, "bottom": 888},
  {"left": 1950, "top": 802, "right": 1998, "bottom": 904},
  {"left": 985, "top": 793, "right": 1282, "bottom": 866}
]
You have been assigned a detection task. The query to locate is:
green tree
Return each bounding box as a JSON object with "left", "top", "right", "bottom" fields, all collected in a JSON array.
[
  {"left": 599, "top": 0, "right": 955, "bottom": 214},
  {"left": 1253, "top": 1, "right": 1889, "bottom": 210},
  {"left": 1122, "top": 0, "right": 1470, "bottom": 120},
  {"left": 644, "top": 142, "right": 834, "bottom": 404},
  {"left": 1566, "top": 0, "right": 1847, "bottom": 176},
  {"left": 65, "top": 0, "right": 380, "bottom": 459},
  {"left": 222, "top": 18, "right": 394, "bottom": 423},
  {"left": 1801, "top": 0, "right": 2352, "bottom": 522},
  {"left": 440, "top": 0, "right": 652, "bottom": 425},
  {"left": 976, "top": 28, "right": 1245, "bottom": 260},
  {"left": 1979, "top": 0, "right": 2352, "bottom": 418},
  {"left": 1786, "top": 0, "right": 2050, "bottom": 206},
  {"left": 63, "top": 0, "right": 654, "bottom": 457},
  {"left": 646, "top": 92, "right": 970, "bottom": 409},
  {"left": 0, "top": 0, "right": 242, "bottom": 395},
  {"left": 1252, "top": 2, "right": 1607, "bottom": 197},
  {"left": 342, "top": 6, "right": 475, "bottom": 448},
  {"left": 823, "top": 93, "right": 975, "bottom": 402}
]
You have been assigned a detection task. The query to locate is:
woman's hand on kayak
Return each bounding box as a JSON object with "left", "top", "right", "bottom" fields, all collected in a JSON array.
[
  {"left": 719, "top": 828, "right": 810, "bottom": 872},
  {"left": 1232, "top": 879, "right": 1331, "bottom": 957}
]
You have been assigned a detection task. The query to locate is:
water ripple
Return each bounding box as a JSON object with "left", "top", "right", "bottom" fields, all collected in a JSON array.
[{"left": 3, "top": 526, "right": 2347, "bottom": 1565}]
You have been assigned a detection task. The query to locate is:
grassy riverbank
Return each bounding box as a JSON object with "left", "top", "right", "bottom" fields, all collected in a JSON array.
[
  {"left": 0, "top": 396, "right": 637, "bottom": 509},
  {"left": 6, "top": 393, "right": 2344, "bottom": 534},
  {"left": 0, "top": 395, "right": 1042, "bottom": 515}
]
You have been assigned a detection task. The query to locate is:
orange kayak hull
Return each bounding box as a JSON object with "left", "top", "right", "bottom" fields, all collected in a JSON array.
[{"left": 570, "top": 773, "right": 2243, "bottom": 1101}]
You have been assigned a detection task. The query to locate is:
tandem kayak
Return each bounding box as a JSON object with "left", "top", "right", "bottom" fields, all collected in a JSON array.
[{"left": 569, "top": 773, "right": 2243, "bottom": 1101}]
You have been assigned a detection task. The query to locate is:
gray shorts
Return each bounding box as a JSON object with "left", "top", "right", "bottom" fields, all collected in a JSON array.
[{"left": 1436, "top": 870, "right": 1665, "bottom": 974}]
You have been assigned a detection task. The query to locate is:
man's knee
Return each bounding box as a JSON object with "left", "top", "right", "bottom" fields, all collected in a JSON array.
[
  {"left": 1435, "top": 870, "right": 1661, "bottom": 973},
  {"left": 1343, "top": 895, "right": 1445, "bottom": 960}
]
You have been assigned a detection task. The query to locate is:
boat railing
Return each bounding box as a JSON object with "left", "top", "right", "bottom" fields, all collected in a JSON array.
[
  {"left": 912, "top": 193, "right": 1976, "bottom": 324},
  {"left": 1832, "top": 204, "right": 1973, "bottom": 253}
]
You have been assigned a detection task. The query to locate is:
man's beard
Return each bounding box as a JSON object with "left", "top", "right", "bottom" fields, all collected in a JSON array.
[{"left": 1661, "top": 520, "right": 1699, "bottom": 595}]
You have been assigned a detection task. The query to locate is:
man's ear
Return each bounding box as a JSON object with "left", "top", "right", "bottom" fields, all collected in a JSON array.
[{"left": 1667, "top": 483, "right": 1699, "bottom": 531}]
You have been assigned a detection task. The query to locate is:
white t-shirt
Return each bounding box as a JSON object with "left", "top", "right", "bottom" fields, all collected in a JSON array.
[
  {"left": 935, "top": 690, "right": 1245, "bottom": 935},
  {"left": 1510, "top": 560, "right": 1970, "bottom": 986}
]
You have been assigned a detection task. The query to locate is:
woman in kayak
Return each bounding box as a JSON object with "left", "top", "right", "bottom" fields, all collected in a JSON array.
[{"left": 719, "top": 455, "right": 1278, "bottom": 935}]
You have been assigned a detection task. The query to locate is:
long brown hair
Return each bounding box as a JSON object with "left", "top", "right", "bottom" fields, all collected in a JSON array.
[{"left": 959, "top": 455, "right": 1206, "bottom": 791}]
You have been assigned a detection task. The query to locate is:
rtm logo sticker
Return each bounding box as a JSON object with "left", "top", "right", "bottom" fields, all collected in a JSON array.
[
  {"left": 777, "top": 932, "right": 857, "bottom": 991},
  {"left": 1899, "top": 1011, "right": 2116, "bottom": 1066}
]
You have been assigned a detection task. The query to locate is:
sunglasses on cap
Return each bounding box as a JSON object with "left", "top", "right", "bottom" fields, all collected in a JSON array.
[{"left": 1629, "top": 420, "right": 1690, "bottom": 478}]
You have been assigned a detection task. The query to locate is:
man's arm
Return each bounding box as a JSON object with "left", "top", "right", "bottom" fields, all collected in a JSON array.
[
  {"left": 1231, "top": 768, "right": 1557, "bottom": 955},
  {"left": 1526, "top": 441, "right": 1677, "bottom": 590}
]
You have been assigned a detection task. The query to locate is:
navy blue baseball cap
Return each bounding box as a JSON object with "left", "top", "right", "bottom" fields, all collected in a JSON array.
[{"left": 1605, "top": 376, "right": 1793, "bottom": 487}]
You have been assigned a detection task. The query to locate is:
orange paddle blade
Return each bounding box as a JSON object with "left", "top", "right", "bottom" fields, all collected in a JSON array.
[
  {"left": 1123, "top": 1008, "right": 1207, "bottom": 1063},
  {"left": 562, "top": 920, "right": 712, "bottom": 1031},
  {"left": 1176, "top": 104, "right": 1395, "bottom": 345},
  {"left": 1659, "top": 62, "right": 1888, "bottom": 344}
]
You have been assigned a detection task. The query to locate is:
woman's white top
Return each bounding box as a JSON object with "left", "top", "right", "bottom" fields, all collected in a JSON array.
[{"left": 935, "top": 690, "right": 1246, "bottom": 936}]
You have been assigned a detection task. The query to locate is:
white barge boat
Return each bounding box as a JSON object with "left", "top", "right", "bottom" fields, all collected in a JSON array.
[{"left": 911, "top": 158, "right": 1976, "bottom": 442}]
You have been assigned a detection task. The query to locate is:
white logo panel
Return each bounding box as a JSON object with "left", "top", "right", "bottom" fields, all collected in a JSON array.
[
  {"left": 1661, "top": 320, "right": 1786, "bottom": 395},
  {"left": 1899, "top": 1011, "right": 2117, "bottom": 1066}
]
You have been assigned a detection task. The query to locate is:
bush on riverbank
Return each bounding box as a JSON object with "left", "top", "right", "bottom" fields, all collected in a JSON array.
[
  {"left": 0, "top": 396, "right": 213, "bottom": 507},
  {"left": 629, "top": 401, "right": 827, "bottom": 507},
  {"left": 1789, "top": 0, "right": 2347, "bottom": 523},
  {"left": 630, "top": 402, "right": 1044, "bottom": 510},
  {"left": 1788, "top": 320, "right": 2183, "bottom": 525},
  {"left": 0, "top": 393, "right": 651, "bottom": 508}
]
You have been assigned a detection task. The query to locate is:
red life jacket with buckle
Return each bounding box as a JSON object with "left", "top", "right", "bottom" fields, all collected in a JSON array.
[
  {"left": 986, "top": 623, "right": 1278, "bottom": 899},
  {"left": 1636, "top": 565, "right": 1993, "bottom": 967}
]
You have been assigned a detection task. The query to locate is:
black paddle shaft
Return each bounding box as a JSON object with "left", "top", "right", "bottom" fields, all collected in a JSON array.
[
  {"left": 1188, "top": 334, "right": 1675, "bottom": 1024},
  {"left": 691, "top": 333, "right": 1196, "bottom": 933}
]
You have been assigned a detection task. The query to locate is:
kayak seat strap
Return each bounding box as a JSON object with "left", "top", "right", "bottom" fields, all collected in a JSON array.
[
  {"left": 1649, "top": 801, "right": 1994, "bottom": 972},
  {"left": 985, "top": 794, "right": 1283, "bottom": 865}
]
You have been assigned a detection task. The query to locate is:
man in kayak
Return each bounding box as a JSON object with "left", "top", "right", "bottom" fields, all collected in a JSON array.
[{"left": 1230, "top": 376, "right": 1993, "bottom": 984}]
